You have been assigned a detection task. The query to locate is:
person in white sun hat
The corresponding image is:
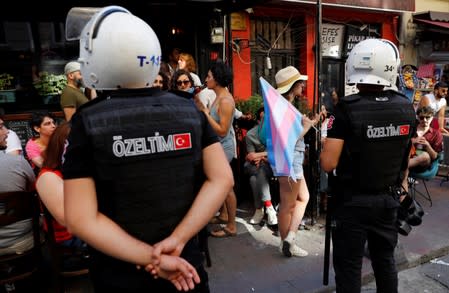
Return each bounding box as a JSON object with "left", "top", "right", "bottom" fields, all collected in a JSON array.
[{"left": 274, "top": 65, "right": 319, "bottom": 258}]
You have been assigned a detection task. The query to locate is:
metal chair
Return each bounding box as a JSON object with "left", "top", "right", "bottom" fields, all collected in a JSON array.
[
  {"left": 0, "top": 191, "right": 42, "bottom": 288},
  {"left": 409, "top": 153, "right": 442, "bottom": 207},
  {"left": 438, "top": 135, "right": 449, "bottom": 186}
]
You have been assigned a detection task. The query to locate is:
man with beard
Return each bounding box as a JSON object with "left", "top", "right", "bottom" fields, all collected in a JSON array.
[{"left": 60, "top": 61, "right": 92, "bottom": 121}]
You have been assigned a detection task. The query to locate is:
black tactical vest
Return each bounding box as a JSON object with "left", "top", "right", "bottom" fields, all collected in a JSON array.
[
  {"left": 79, "top": 90, "right": 204, "bottom": 244},
  {"left": 336, "top": 90, "right": 416, "bottom": 194}
]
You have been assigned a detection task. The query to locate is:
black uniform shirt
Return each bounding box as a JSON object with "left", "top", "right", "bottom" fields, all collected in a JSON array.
[
  {"left": 63, "top": 90, "right": 219, "bottom": 179},
  {"left": 61, "top": 89, "right": 220, "bottom": 289},
  {"left": 325, "top": 96, "right": 402, "bottom": 208}
]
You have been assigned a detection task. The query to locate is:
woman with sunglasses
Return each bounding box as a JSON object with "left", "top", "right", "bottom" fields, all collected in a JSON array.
[{"left": 172, "top": 69, "right": 195, "bottom": 93}]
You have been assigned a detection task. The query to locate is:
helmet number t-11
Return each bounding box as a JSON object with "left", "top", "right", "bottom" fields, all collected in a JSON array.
[{"left": 137, "top": 55, "right": 162, "bottom": 67}]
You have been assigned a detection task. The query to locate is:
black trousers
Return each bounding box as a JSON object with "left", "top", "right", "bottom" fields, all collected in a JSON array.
[
  {"left": 91, "top": 264, "right": 209, "bottom": 293},
  {"left": 332, "top": 204, "right": 398, "bottom": 293}
]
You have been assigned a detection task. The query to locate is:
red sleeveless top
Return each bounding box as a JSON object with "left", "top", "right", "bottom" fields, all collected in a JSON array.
[{"left": 37, "top": 168, "right": 72, "bottom": 243}]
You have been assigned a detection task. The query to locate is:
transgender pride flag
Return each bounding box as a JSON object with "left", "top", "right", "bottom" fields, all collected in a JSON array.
[{"left": 259, "top": 77, "right": 303, "bottom": 180}]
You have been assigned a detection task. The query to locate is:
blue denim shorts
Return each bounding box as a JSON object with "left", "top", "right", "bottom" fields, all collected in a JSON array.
[{"left": 292, "top": 149, "right": 305, "bottom": 180}]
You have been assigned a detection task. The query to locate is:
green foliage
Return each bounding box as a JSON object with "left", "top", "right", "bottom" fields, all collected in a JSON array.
[
  {"left": 33, "top": 72, "right": 67, "bottom": 96},
  {"left": 236, "top": 94, "right": 264, "bottom": 120},
  {"left": 293, "top": 98, "right": 311, "bottom": 115},
  {"left": 236, "top": 94, "right": 311, "bottom": 120},
  {"left": 0, "top": 73, "right": 14, "bottom": 91}
]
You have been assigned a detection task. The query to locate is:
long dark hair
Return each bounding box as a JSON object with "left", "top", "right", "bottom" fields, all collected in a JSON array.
[
  {"left": 41, "top": 122, "right": 70, "bottom": 170},
  {"left": 209, "top": 61, "right": 233, "bottom": 88},
  {"left": 158, "top": 71, "right": 170, "bottom": 90}
]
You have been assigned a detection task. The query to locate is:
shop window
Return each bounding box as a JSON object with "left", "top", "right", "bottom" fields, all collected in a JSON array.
[
  {"left": 0, "top": 22, "right": 7, "bottom": 47},
  {"left": 39, "top": 22, "right": 65, "bottom": 50},
  {"left": 250, "top": 17, "right": 304, "bottom": 95},
  {"left": 322, "top": 59, "right": 344, "bottom": 103},
  {"left": 2, "top": 22, "right": 34, "bottom": 52}
]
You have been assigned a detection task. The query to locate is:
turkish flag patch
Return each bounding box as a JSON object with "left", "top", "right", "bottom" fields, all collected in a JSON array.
[
  {"left": 173, "top": 133, "right": 192, "bottom": 150},
  {"left": 399, "top": 125, "right": 410, "bottom": 136}
]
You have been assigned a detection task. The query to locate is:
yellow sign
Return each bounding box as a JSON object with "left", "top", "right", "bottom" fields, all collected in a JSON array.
[{"left": 231, "top": 12, "right": 247, "bottom": 31}]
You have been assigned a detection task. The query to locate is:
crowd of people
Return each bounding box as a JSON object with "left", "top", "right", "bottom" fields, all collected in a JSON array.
[{"left": 0, "top": 5, "right": 448, "bottom": 293}]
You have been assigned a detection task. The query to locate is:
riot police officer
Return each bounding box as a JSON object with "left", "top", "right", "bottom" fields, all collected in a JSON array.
[
  {"left": 320, "top": 38, "right": 416, "bottom": 293},
  {"left": 62, "top": 6, "right": 233, "bottom": 292}
]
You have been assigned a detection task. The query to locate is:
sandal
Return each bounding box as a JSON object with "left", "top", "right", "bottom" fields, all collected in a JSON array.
[
  {"left": 209, "top": 216, "right": 228, "bottom": 225},
  {"left": 210, "top": 227, "right": 237, "bottom": 238}
]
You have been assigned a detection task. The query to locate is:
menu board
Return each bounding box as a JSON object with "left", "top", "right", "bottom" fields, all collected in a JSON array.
[{"left": 5, "top": 120, "right": 33, "bottom": 148}]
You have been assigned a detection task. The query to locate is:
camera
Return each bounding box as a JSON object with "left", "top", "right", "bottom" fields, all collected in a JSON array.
[{"left": 396, "top": 194, "right": 424, "bottom": 236}]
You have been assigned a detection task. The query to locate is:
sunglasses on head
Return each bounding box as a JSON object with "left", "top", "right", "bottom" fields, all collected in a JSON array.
[{"left": 177, "top": 80, "right": 191, "bottom": 86}]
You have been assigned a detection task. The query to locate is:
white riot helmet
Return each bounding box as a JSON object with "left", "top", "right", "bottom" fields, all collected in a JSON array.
[
  {"left": 66, "top": 6, "right": 161, "bottom": 90},
  {"left": 346, "top": 38, "right": 400, "bottom": 87}
]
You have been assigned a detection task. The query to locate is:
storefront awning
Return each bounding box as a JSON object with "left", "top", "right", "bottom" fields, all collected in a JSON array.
[
  {"left": 413, "top": 11, "right": 449, "bottom": 34},
  {"left": 414, "top": 18, "right": 449, "bottom": 30},
  {"left": 279, "top": 0, "right": 414, "bottom": 12},
  {"left": 413, "top": 11, "right": 449, "bottom": 22}
]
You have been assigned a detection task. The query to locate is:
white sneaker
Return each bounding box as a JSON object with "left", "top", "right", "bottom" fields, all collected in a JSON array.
[
  {"left": 289, "top": 244, "right": 308, "bottom": 257},
  {"left": 249, "top": 208, "right": 264, "bottom": 225},
  {"left": 266, "top": 205, "right": 278, "bottom": 225},
  {"left": 279, "top": 241, "right": 308, "bottom": 257}
]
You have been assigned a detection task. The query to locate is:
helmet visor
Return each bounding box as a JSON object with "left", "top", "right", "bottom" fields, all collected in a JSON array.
[{"left": 66, "top": 7, "right": 102, "bottom": 41}]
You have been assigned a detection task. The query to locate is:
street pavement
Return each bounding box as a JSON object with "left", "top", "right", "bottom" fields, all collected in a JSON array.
[
  {"left": 206, "top": 175, "right": 449, "bottom": 293},
  {"left": 362, "top": 254, "right": 449, "bottom": 292},
  {"left": 63, "top": 172, "right": 449, "bottom": 293}
]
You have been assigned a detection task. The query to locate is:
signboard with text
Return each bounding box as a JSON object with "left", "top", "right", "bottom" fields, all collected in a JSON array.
[
  {"left": 343, "top": 25, "right": 381, "bottom": 57},
  {"left": 322, "top": 24, "right": 345, "bottom": 58}
]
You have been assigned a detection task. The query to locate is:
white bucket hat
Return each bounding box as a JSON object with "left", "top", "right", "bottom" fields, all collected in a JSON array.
[{"left": 275, "top": 66, "right": 308, "bottom": 94}]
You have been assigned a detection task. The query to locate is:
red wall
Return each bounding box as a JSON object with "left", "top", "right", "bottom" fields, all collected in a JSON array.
[
  {"left": 231, "top": 14, "right": 252, "bottom": 102},
  {"left": 231, "top": 6, "right": 400, "bottom": 107}
]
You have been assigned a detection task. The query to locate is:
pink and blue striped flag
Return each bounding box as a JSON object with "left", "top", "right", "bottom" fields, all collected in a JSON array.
[{"left": 259, "top": 77, "right": 303, "bottom": 180}]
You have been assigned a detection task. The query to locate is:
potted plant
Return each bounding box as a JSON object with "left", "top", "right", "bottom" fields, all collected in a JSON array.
[
  {"left": 235, "top": 93, "right": 311, "bottom": 118},
  {"left": 0, "top": 73, "right": 14, "bottom": 91},
  {"left": 236, "top": 94, "right": 264, "bottom": 120},
  {"left": 33, "top": 72, "right": 67, "bottom": 97},
  {"left": 0, "top": 73, "right": 16, "bottom": 103}
]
